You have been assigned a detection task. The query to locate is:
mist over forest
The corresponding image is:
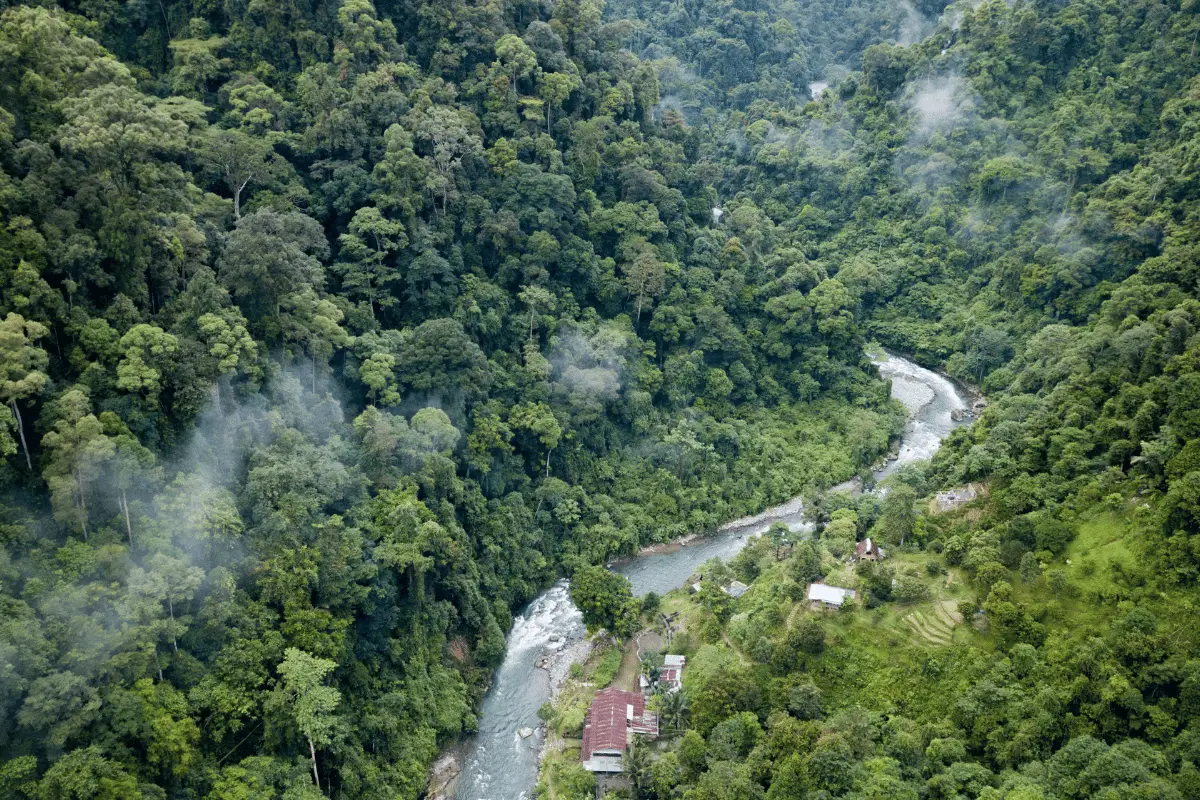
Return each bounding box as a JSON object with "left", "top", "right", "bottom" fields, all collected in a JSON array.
[{"left": 1, "top": 0, "right": 1199, "bottom": 797}]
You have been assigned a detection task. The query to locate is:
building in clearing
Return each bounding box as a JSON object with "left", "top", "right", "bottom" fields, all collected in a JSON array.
[
  {"left": 659, "top": 654, "right": 686, "bottom": 693},
  {"left": 581, "top": 688, "right": 659, "bottom": 773},
  {"left": 724, "top": 580, "right": 749, "bottom": 598},
  {"left": 807, "top": 582, "right": 857, "bottom": 609},
  {"left": 933, "top": 483, "right": 985, "bottom": 513},
  {"left": 852, "top": 537, "right": 883, "bottom": 563}
]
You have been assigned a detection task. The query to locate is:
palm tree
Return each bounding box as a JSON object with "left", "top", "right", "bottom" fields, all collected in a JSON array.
[
  {"left": 624, "top": 738, "right": 652, "bottom": 798},
  {"left": 662, "top": 690, "right": 689, "bottom": 731},
  {"left": 640, "top": 655, "right": 658, "bottom": 686}
]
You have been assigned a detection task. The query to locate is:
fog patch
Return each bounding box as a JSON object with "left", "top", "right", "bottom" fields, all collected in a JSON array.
[
  {"left": 549, "top": 323, "right": 634, "bottom": 404},
  {"left": 796, "top": 115, "right": 858, "bottom": 166},
  {"left": 896, "top": 0, "right": 935, "bottom": 45},
  {"left": 906, "top": 74, "right": 977, "bottom": 135}
]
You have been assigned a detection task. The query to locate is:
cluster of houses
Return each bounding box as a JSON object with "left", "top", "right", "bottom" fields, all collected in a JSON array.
[
  {"left": 582, "top": 655, "right": 685, "bottom": 775},
  {"left": 803, "top": 536, "right": 884, "bottom": 609},
  {"left": 579, "top": 534, "right": 890, "bottom": 779}
]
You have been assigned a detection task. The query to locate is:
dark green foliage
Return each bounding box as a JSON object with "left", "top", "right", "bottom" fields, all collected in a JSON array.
[{"left": 2, "top": 0, "right": 1200, "bottom": 795}]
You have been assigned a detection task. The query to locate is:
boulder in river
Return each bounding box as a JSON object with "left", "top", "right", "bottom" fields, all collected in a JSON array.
[{"left": 518, "top": 727, "right": 534, "bottom": 739}]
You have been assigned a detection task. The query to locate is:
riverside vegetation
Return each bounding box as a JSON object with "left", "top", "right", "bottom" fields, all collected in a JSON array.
[{"left": 0, "top": 0, "right": 1198, "bottom": 798}]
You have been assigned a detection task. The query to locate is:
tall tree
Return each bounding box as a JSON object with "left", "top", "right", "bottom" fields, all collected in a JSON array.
[
  {"left": 0, "top": 313, "right": 49, "bottom": 470},
  {"left": 273, "top": 649, "right": 341, "bottom": 791}
]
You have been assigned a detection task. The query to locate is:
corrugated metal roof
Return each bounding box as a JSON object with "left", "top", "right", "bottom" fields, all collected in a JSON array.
[
  {"left": 807, "top": 583, "right": 857, "bottom": 606},
  {"left": 581, "top": 688, "right": 644, "bottom": 760}
]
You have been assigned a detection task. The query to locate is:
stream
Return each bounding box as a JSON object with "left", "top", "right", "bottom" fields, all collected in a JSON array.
[{"left": 451, "top": 353, "right": 972, "bottom": 800}]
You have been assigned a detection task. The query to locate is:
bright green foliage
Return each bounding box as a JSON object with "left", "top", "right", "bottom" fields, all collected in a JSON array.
[
  {"left": 570, "top": 565, "right": 639, "bottom": 639},
  {"left": 116, "top": 325, "right": 179, "bottom": 410},
  {"left": 273, "top": 649, "right": 341, "bottom": 789},
  {"left": 39, "top": 390, "right": 115, "bottom": 537},
  {"left": 197, "top": 311, "right": 260, "bottom": 382}
]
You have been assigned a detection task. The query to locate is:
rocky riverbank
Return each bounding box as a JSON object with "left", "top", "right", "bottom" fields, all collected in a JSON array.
[
  {"left": 425, "top": 742, "right": 469, "bottom": 800},
  {"left": 540, "top": 635, "right": 594, "bottom": 701}
]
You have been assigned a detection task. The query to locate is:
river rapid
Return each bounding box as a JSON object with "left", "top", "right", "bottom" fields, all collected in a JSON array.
[{"left": 451, "top": 353, "right": 971, "bottom": 800}]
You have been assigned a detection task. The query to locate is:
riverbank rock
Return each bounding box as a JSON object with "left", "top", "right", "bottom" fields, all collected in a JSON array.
[
  {"left": 518, "top": 727, "right": 534, "bottom": 739},
  {"left": 425, "top": 751, "right": 462, "bottom": 800}
]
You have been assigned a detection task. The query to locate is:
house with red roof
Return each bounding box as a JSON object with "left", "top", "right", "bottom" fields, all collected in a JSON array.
[
  {"left": 580, "top": 687, "right": 659, "bottom": 773},
  {"left": 852, "top": 537, "right": 883, "bottom": 563}
]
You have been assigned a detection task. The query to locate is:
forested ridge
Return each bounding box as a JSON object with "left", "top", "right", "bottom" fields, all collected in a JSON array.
[{"left": 0, "top": 0, "right": 1199, "bottom": 797}]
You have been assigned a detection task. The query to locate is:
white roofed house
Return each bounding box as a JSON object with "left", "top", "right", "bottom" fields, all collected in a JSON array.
[
  {"left": 658, "top": 654, "right": 686, "bottom": 693},
  {"left": 806, "top": 582, "right": 857, "bottom": 609}
]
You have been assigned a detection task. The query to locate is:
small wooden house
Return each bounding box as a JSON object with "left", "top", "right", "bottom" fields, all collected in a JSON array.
[{"left": 852, "top": 537, "right": 883, "bottom": 563}]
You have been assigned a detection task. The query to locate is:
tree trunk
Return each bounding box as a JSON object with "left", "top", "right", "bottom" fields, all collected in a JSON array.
[
  {"left": 167, "top": 594, "right": 178, "bottom": 652},
  {"left": 77, "top": 474, "right": 88, "bottom": 541},
  {"left": 121, "top": 489, "right": 134, "bottom": 547},
  {"left": 309, "top": 737, "right": 321, "bottom": 791},
  {"left": 11, "top": 400, "right": 31, "bottom": 471}
]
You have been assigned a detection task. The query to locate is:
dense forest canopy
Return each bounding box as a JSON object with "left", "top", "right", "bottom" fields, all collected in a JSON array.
[{"left": 0, "top": 0, "right": 1198, "bottom": 797}]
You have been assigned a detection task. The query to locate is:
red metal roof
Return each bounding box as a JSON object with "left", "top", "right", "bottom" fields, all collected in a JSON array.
[{"left": 581, "top": 688, "right": 646, "bottom": 760}]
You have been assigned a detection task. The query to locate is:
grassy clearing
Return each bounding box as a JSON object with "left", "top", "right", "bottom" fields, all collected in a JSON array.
[
  {"left": 589, "top": 644, "right": 623, "bottom": 688},
  {"left": 997, "top": 509, "right": 1153, "bottom": 641},
  {"left": 1063, "top": 512, "right": 1138, "bottom": 594}
]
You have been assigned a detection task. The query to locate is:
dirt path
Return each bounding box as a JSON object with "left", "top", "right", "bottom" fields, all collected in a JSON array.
[{"left": 615, "top": 640, "right": 641, "bottom": 691}]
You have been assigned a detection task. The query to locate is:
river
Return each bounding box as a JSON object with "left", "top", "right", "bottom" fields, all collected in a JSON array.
[{"left": 451, "top": 352, "right": 971, "bottom": 800}]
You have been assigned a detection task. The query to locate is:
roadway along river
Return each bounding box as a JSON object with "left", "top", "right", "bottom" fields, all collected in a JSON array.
[{"left": 452, "top": 352, "right": 972, "bottom": 800}]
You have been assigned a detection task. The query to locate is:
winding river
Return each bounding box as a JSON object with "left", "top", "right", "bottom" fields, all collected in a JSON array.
[{"left": 452, "top": 353, "right": 971, "bottom": 800}]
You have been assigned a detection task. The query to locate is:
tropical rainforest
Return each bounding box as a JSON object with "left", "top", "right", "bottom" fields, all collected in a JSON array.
[{"left": 0, "top": 0, "right": 1198, "bottom": 796}]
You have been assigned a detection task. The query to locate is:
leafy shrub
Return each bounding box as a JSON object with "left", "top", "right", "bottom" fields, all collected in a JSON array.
[
  {"left": 590, "top": 646, "right": 623, "bottom": 688},
  {"left": 892, "top": 575, "right": 929, "bottom": 602}
]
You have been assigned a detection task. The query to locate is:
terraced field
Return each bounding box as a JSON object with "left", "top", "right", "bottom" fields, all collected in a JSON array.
[{"left": 904, "top": 600, "right": 963, "bottom": 646}]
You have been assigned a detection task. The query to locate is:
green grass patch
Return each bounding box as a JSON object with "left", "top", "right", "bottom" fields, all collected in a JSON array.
[
  {"left": 1063, "top": 512, "right": 1137, "bottom": 594},
  {"left": 589, "top": 644, "right": 622, "bottom": 687}
]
